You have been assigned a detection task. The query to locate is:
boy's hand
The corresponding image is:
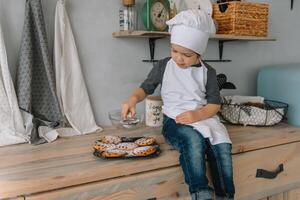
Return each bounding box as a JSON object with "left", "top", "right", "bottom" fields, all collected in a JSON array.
[
  {"left": 122, "top": 101, "right": 136, "bottom": 119},
  {"left": 121, "top": 88, "right": 146, "bottom": 119},
  {"left": 175, "top": 104, "right": 220, "bottom": 124},
  {"left": 175, "top": 110, "right": 201, "bottom": 124}
]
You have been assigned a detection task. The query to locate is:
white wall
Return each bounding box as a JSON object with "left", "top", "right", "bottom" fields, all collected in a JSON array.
[{"left": 0, "top": 0, "right": 299, "bottom": 126}]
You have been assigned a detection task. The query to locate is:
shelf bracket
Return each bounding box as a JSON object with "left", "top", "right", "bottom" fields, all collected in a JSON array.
[
  {"left": 204, "top": 40, "right": 234, "bottom": 62},
  {"left": 219, "top": 40, "right": 225, "bottom": 60},
  {"left": 143, "top": 38, "right": 163, "bottom": 63}
]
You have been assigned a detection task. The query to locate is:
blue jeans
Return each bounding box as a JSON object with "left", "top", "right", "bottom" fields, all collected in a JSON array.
[{"left": 162, "top": 115, "right": 235, "bottom": 200}]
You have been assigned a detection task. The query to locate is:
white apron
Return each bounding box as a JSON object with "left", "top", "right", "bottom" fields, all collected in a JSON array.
[
  {"left": 161, "top": 59, "right": 231, "bottom": 145},
  {"left": 0, "top": 24, "right": 30, "bottom": 146},
  {"left": 54, "top": 0, "right": 102, "bottom": 136}
]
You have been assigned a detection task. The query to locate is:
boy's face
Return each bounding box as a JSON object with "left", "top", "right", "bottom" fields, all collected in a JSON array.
[{"left": 171, "top": 44, "right": 200, "bottom": 69}]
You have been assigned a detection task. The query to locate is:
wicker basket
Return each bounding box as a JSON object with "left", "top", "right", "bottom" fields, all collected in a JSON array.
[
  {"left": 213, "top": 1, "right": 269, "bottom": 37},
  {"left": 220, "top": 99, "right": 288, "bottom": 126}
]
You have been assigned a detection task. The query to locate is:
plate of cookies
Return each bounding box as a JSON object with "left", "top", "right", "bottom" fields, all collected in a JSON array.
[{"left": 93, "top": 135, "right": 160, "bottom": 159}]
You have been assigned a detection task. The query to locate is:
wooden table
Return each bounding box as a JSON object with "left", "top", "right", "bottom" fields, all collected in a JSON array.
[{"left": 1, "top": 124, "right": 300, "bottom": 200}]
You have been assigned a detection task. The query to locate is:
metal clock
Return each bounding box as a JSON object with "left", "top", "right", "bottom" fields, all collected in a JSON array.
[{"left": 142, "top": 0, "right": 170, "bottom": 31}]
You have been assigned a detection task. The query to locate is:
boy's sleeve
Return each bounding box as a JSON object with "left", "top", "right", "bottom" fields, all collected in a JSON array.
[
  {"left": 206, "top": 67, "right": 221, "bottom": 104},
  {"left": 139, "top": 58, "right": 168, "bottom": 95}
]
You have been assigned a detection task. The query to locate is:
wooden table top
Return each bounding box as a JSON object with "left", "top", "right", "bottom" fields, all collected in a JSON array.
[{"left": 1, "top": 123, "right": 300, "bottom": 198}]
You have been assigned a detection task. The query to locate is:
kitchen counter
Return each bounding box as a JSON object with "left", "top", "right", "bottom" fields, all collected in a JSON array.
[{"left": 1, "top": 123, "right": 300, "bottom": 200}]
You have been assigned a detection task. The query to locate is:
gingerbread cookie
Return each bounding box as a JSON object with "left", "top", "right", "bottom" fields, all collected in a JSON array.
[
  {"left": 101, "top": 149, "right": 127, "bottom": 158},
  {"left": 116, "top": 142, "right": 138, "bottom": 150},
  {"left": 134, "top": 137, "right": 156, "bottom": 146},
  {"left": 101, "top": 135, "right": 122, "bottom": 144},
  {"left": 243, "top": 102, "right": 265, "bottom": 109},
  {"left": 94, "top": 142, "right": 116, "bottom": 151},
  {"left": 133, "top": 146, "right": 157, "bottom": 157}
]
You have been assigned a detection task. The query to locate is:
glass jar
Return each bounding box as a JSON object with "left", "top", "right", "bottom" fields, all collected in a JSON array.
[
  {"left": 119, "top": 4, "right": 138, "bottom": 31},
  {"left": 169, "top": 0, "right": 177, "bottom": 19}
]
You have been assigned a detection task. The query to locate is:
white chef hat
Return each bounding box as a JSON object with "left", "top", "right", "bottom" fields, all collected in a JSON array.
[{"left": 166, "top": 9, "right": 216, "bottom": 55}]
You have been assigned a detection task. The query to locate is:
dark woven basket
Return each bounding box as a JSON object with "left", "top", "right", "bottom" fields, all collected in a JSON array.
[{"left": 220, "top": 99, "right": 288, "bottom": 126}]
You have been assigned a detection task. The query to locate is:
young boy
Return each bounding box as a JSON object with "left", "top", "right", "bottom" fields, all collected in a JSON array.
[{"left": 122, "top": 9, "right": 235, "bottom": 200}]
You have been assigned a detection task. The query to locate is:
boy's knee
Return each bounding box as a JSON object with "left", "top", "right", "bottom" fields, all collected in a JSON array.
[
  {"left": 175, "top": 126, "right": 206, "bottom": 152},
  {"left": 177, "top": 125, "right": 195, "bottom": 135},
  {"left": 177, "top": 126, "right": 203, "bottom": 142}
]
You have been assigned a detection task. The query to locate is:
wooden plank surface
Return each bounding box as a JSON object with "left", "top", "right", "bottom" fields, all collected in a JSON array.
[
  {"left": 26, "top": 141, "right": 300, "bottom": 200},
  {"left": 1, "top": 197, "right": 25, "bottom": 200},
  {"left": 26, "top": 166, "right": 190, "bottom": 200},
  {"left": 0, "top": 127, "right": 176, "bottom": 199},
  {"left": 1, "top": 123, "right": 300, "bottom": 198},
  {"left": 228, "top": 123, "right": 300, "bottom": 153},
  {"left": 234, "top": 142, "right": 300, "bottom": 200},
  {"left": 286, "top": 188, "right": 300, "bottom": 200},
  {"left": 268, "top": 192, "right": 288, "bottom": 200}
]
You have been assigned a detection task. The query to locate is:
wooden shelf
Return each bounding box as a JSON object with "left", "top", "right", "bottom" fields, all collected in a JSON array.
[
  {"left": 112, "top": 30, "right": 276, "bottom": 41},
  {"left": 112, "top": 30, "right": 170, "bottom": 38},
  {"left": 112, "top": 30, "right": 276, "bottom": 62},
  {"left": 210, "top": 34, "right": 276, "bottom": 41}
]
